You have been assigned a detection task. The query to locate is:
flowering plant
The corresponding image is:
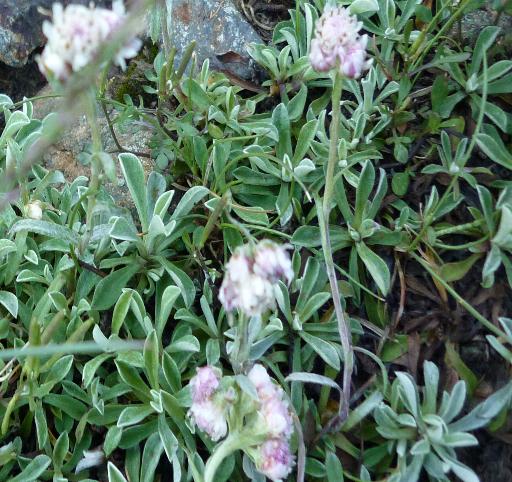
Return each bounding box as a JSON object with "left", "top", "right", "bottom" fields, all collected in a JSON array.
[{"left": 187, "top": 364, "right": 295, "bottom": 482}]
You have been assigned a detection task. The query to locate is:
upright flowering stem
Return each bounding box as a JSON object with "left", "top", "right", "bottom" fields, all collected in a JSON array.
[
  {"left": 80, "top": 90, "right": 102, "bottom": 254},
  {"left": 231, "top": 313, "right": 250, "bottom": 374},
  {"left": 319, "top": 71, "right": 353, "bottom": 419},
  {"left": 204, "top": 433, "right": 253, "bottom": 482}
]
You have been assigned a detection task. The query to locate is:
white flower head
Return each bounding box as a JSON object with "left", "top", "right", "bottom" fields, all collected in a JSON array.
[
  {"left": 309, "top": 6, "right": 372, "bottom": 78},
  {"left": 188, "top": 400, "right": 228, "bottom": 442},
  {"left": 219, "top": 240, "right": 293, "bottom": 317},
  {"left": 37, "top": 1, "right": 142, "bottom": 81},
  {"left": 187, "top": 365, "right": 228, "bottom": 441},
  {"left": 256, "top": 438, "right": 295, "bottom": 482}
]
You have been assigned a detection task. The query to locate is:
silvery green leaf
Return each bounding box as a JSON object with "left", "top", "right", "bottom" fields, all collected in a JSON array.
[
  {"left": 395, "top": 372, "right": 420, "bottom": 416},
  {"left": 449, "top": 461, "right": 479, "bottom": 482},
  {"left": 10, "top": 219, "right": 80, "bottom": 245},
  {"left": 167, "top": 335, "right": 200, "bottom": 353},
  {"left": 439, "top": 381, "right": 466, "bottom": 423},
  {"left": 0, "top": 291, "right": 18, "bottom": 318},
  {"left": 117, "top": 405, "right": 154, "bottom": 428},
  {"left": 0, "top": 239, "right": 17, "bottom": 259},
  {"left": 170, "top": 186, "right": 209, "bottom": 221},
  {"left": 411, "top": 439, "right": 430, "bottom": 455},
  {"left": 119, "top": 153, "right": 150, "bottom": 231},
  {"left": 108, "top": 461, "right": 128, "bottom": 482},
  {"left": 153, "top": 190, "right": 175, "bottom": 219},
  {"left": 294, "top": 158, "right": 316, "bottom": 179},
  {"left": 441, "top": 432, "right": 478, "bottom": 447},
  {"left": 109, "top": 217, "right": 138, "bottom": 242},
  {"left": 423, "top": 361, "right": 440, "bottom": 414}
]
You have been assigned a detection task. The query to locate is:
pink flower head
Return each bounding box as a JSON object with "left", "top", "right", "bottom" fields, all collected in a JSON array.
[
  {"left": 260, "top": 396, "right": 294, "bottom": 439},
  {"left": 37, "top": 1, "right": 142, "bottom": 81},
  {"left": 188, "top": 400, "right": 228, "bottom": 442},
  {"left": 190, "top": 366, "right": 221, "bottom": 403},
  {"left": 309, "top": 6, "right": 371, "bottom": 78},
  {"left": 249, "top": 365, "right": 294, "bottom": 440},
  {"left": 253, "top": 242, "right": 294, "bottom": 285},
  {"left": 257, "top": 439, "right": 295, "bottom": 482},
  {"left": 219, "top": 241, "right": 293, "bottom": 317}
]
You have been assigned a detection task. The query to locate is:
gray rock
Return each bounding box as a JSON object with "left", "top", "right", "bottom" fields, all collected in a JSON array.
[
  {"left": 0, "top": 0, "right": 262, "bottom": 80},
  {"left": 168, "top": 0, "right": 262, "bottom": 80},
  {"left": 451, "top": 5, "right": 512, "bottom": 44},
  {"left": 0, "top": 1, "right": 111, "bottom": 67},
  {"left": 32, "top": 86, "right": 153, "bottom": 209}
]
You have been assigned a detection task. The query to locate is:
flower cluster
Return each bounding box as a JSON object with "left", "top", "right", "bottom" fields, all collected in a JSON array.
[
  {"left": 219, "top": 240, "right": 293, "bottom": 317},
  {"left": 37, "top": 1, "right": 142, "bottom": 81},
  {"left": 188, "top": 366, "right": 228, "bottom": 441},
  {"left": 249, "top": 364, "right": 294, "bottom": 481},
  {"left": 309, "top": 6, "right": 371, "bottom": 78}
]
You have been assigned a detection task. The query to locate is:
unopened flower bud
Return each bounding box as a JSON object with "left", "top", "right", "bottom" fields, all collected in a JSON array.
[{"left": 26, "top": 201, "right": 43, "bottom": 220}]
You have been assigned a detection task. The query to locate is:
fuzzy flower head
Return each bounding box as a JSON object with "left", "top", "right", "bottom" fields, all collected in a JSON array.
[
  {"left": 309, "top": 6, "right": 371, "bottom": 78},
  {"left": 190, "top": 366, "right": 221, "bottom": 403},
  {"left": 257, "top": 439, "right": 295, "bottom": 482},
  {"left": 219, "top": 241, "right": 293, "bottom": 317},
  {"left": 187, "top": 366, "right": 228, "bottom": 441},
  {"left": 37, "top": 1, "right": 142, "bottom": 81},
  {"left": 248, "top": 364, "right": 294, "bottom": 440},
  {"left": 188, "top": 400, "right": 228, "bottom": 442}
]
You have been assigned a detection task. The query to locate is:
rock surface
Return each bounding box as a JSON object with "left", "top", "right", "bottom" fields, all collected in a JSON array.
[
  {"left": 169, "top": 0, "right": 262, "bottom": 80},
  {"left": 0, "top": 0, "right": 111, "bottom": 67},
  {"left": 0, "top": 0, "right": 262, "bottom": 79},
  {"left": 33, "top": 86, "right": 153, "bottom": 209}
]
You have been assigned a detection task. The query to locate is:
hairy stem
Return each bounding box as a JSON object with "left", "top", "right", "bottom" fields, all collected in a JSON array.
[{"left": 319, "top": 71, "right": 353, "bottom": 419}]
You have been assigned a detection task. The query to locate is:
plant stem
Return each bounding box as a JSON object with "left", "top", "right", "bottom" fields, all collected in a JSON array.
[
  {"left": 204, "top": 433, "right": 250, "bottom": 482},
  {"left": 323, "top": 72, "right": 343, "bottom": 217},
  {"left": 318, "top": 71, "right": 353, "bottom": 420},
  {"left": 410, "top": 252, "right": 501, "bottom": 336},
  {"left": 231, "top": 314, "right": 250, "bottom": 374}
]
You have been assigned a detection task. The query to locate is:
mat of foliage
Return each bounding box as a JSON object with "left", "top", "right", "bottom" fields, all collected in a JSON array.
[{"left": 0, "top": 0, "right": 512, "bottom": 481}]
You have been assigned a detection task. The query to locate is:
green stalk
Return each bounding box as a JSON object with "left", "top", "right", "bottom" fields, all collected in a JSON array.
[
  {"left": 318, "top": 71, "right": 353, "bottom": 419},
  {"left": 80, "top": 89, "right": 103, "bottom": 254},
  {"left": 204, "top": 433, "right": 252, "bottom": 482},
  {"left": 410, "top": 252, "right": 501, "bottom": 336},
  {"left": 231, "top": 314, "right": 250, "bottom": 374}
]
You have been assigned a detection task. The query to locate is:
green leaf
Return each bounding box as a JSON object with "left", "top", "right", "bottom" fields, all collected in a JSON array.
[
  {"left": 355, "top": 241, "right": 390, "bottom": 295},
  {"left": 140, "top": 433, "right": 164, "bottom": 482},
  {"left": 110, "top": 217, "right": 139, "bottom": 242},
  {"left": 112, "top": 290, "right": 134, "bottom": 335},
  {"left": 10, "top": 219, "right": 80, "bottom": 245},
  {"left": 170, "top": 185, "right": 209, "bottom": 221},
  {"left": 158, "top": 414, "right": 178, "bottom": 462},
  {"left": 92, "top": 264, "right": 140, "bottom": 311},
  {"left": 144, "top": 330, "right": 160, "bottom": 390},
  {"left": 439, "top": 254, "right": 482, "bottom": 282},
  {"left": 157, "top": 285, "right": 181, "bottom": 340},
  {"left": 117, "top": 406, "right": 154, "bottom": 428},
  {"left": 119, "top": 153, "right": 150, "bottom": 231},
  {"left": 326, "top": 451, "right": 344, "bottom": 482},
  {"left": 299, "top": 332, "right": 340, "bottom": 370},
  {"left": 0, "top": 291, "right": 17, "bottom": 318},
  {"left": 108, "top": 462, "right": 128, "bottom": 482},
  {"left": 476, "top": 132, "right": 512, "bottom": 169},
  {"left": 10, "top": 455, "right": 51, "bottom": 482}
]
